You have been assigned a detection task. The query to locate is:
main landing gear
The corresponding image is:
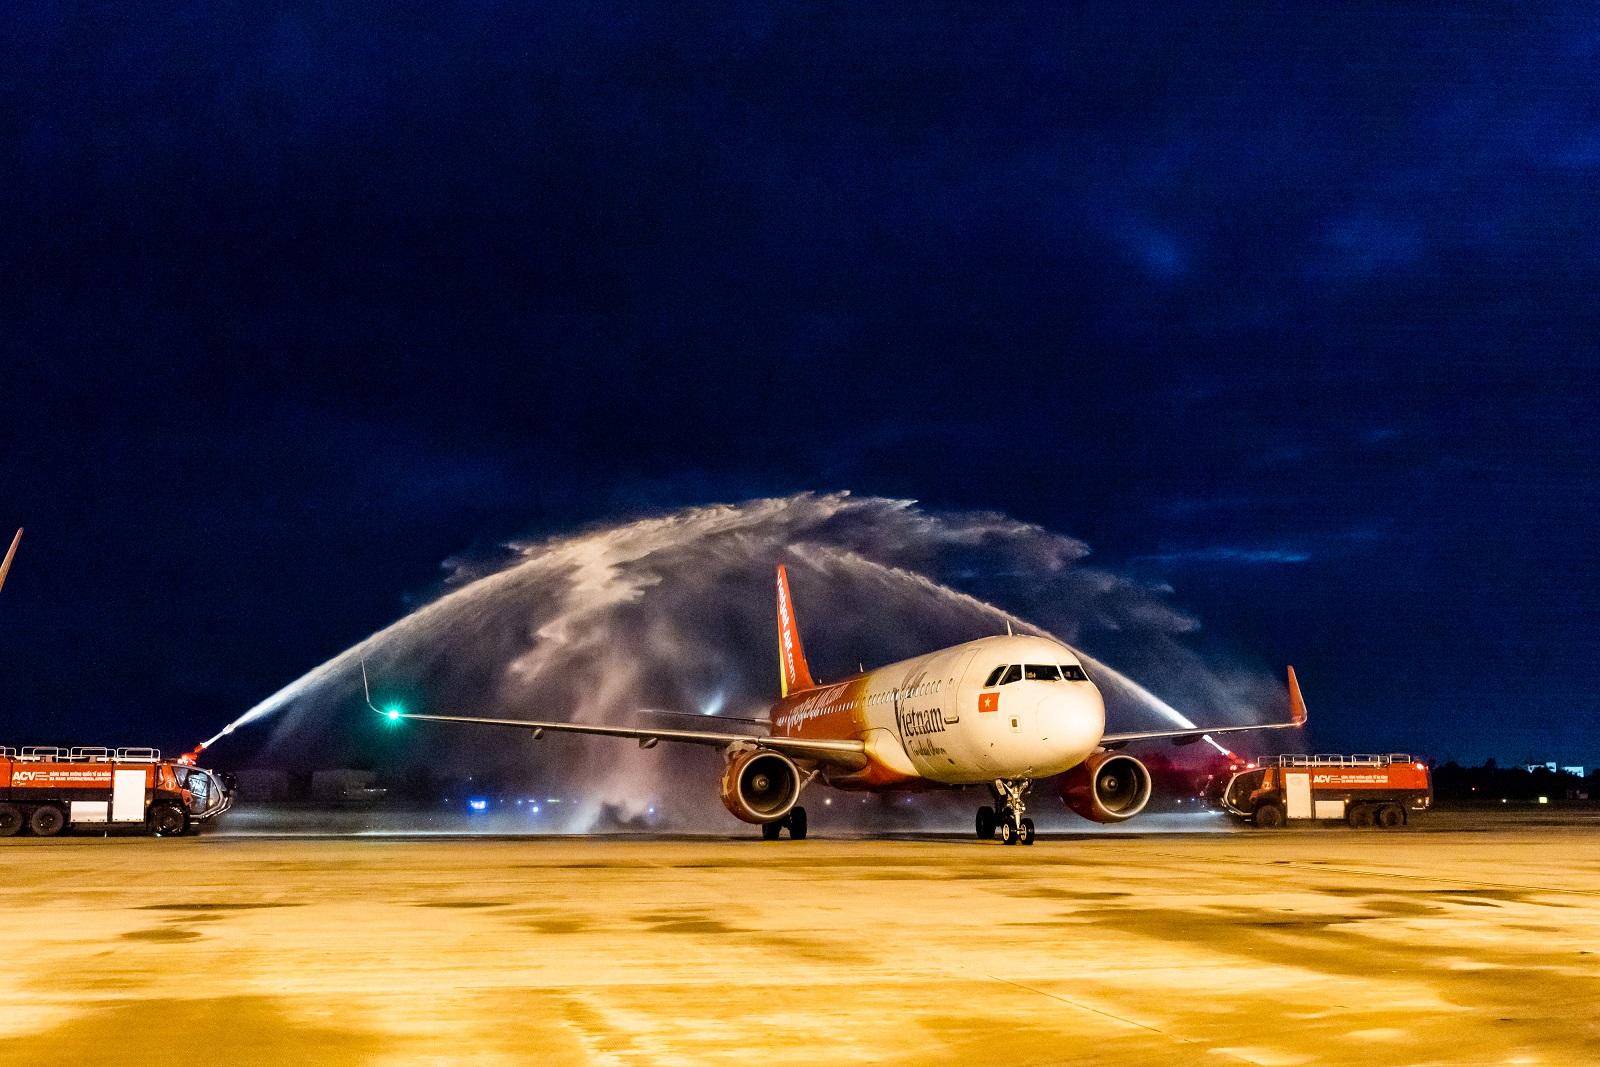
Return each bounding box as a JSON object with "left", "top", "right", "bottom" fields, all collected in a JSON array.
[
  {"left": 976, "top": 780, "right": 1036, "bottom": 846},
  {"left": 760, "top": 806, "right": 808, "bottom": 841}
]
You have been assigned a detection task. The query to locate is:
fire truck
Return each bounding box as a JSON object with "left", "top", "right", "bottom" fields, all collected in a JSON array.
[
  {"left": 1222, "top": 753, "right": 1431, "bottom": 829},
  {"left": 0, "top": 746, "right": 234, "bottom": 837}
]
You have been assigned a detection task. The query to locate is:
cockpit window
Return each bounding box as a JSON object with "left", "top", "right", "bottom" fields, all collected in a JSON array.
[
  {"left": 983, "top": 665, "right": 1007, "bottom": 688},
  {"left": 1024, "top": 664, "right": 1061, "bottom": 681},
  {"left": 998, "top": 664, "right": 1022, "bottom": 685},
  {"left": 1061, "top": 664, "right": 1088, "bottom": 681}
]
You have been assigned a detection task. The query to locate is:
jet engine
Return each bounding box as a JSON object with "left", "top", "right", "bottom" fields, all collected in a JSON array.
[
  {"left": 1058, "top": 751, "right": 1152, "bottom": 823},
  {"left": 720, "top": 748, "right": 802, "bottom": 824}
]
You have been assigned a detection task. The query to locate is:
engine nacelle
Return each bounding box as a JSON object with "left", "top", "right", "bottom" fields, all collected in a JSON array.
[
  {"left": 1059, "top": 751, "right": 1153, "bottom": 823},
  {"left": 720, "top": 748, "right": 802, "bottom": 824}
]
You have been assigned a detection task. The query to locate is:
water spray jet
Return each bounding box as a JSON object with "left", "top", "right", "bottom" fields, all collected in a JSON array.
[{"left": 203, "top": 493, "right": 1282, "bottom": 830}]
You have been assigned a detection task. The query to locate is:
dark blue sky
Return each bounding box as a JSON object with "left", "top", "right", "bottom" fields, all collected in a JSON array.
[{"left": 2, "top": 5, "right": 1597, "bottom": 764}]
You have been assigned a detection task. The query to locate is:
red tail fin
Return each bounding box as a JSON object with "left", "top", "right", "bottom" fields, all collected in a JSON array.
[
  {"left": 1287, "top": 665, "right": 1308, "bottom": 726},
  {"left": 775, "top": 565, "right": 817, "bottom": 697}
]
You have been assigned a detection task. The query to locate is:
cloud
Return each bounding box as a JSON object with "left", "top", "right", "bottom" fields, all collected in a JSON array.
[
  {"left": 1111, "top": 217, "right": 1188, "bottom": 279},
  {"left": 1134, "top": 546, "right": 1312, "bottom": 566},
  {"left": 1312, "top": 214, "right": 1424, "bottom": 278}
]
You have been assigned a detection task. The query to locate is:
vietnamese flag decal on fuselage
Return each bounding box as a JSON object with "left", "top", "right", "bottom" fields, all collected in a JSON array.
[{"left": 978, "top": 692, "right": 999, "bottom": 713}]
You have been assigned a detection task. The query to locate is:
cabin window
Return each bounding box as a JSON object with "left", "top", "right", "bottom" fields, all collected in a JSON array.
[
  {"left": 998, "top": 664, "right": 1022, "bottom": 685},
  {"left": 983, "top": 665, "right": 1007, "bottom": 687},
  {"left": 1061, "top": 664, "right": 1088, "bottom": 681},
  {"left": 1024, "top": 664, "right": 1062, "bottom": 681}
]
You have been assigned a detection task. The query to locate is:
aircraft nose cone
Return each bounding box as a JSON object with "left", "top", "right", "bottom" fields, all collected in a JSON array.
[{"left": 1037, "top": 687, "right": 1105, "bottom": 765}]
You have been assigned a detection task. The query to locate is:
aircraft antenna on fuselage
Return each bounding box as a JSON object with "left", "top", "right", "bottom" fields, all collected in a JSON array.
[{"left": 1005, "top": 619, "right": 1013, "bottom": 637}]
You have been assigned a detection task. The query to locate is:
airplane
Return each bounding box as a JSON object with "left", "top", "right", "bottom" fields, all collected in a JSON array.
[
  {"left": 372, "top": 564, "right": 1306, "bottom": 845},
  {"left": 0, "top": 529, "right": 20, "bottom": 595}
]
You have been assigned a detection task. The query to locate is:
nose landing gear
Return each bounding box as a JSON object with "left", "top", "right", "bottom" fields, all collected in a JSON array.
[{"left": 977, "top": 781, "right": 1036, "bottom": 846}]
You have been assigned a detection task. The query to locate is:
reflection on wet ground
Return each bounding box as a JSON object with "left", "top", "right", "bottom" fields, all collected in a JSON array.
[{"left": 1, "top": 812, "right": 1597, "bottom": 1065}]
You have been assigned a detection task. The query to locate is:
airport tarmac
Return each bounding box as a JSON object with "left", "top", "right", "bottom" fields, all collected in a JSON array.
[{"left": 2, "top": 814, "right": 1598, "bottom": 1066}]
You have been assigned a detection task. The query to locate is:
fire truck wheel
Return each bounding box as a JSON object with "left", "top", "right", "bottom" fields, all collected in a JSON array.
[
  {"left": 1376, "top": 804, "right": 1406, "bottom": 829},
  {"left": 149, "top": 803, "right": 189, "bottom": 837},
  {"left": 1254, "top": 803, "right": 1285, "bottom": 830},
  {"left": 1020, "top": 818, "right": 1036, "bottom": 846},
  {"left": 29, "top": 804, "right": 66, "bottom": 838},
  {"left": 975, "top": 805, "right": 996, "bottom": 839},
  {"left": 998, "top": 819, "right": 1018, "bottom": 845},
  {"left": 0, "top": 804, "right": 22, "bottom": 837},
  {"left": 1346, "top": 805, "right": 1375, "bottom": 829}
]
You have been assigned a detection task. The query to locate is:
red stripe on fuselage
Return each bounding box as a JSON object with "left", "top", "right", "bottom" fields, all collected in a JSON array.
[
  {"left": 767, "top": 674, "right": 923, "bottom": 789},
  {"left": 769, "top": 676, "right": 871, "bottom": 740}
]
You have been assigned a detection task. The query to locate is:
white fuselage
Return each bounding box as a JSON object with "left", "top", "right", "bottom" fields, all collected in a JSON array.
[{"left": 770, "top": 634, "right": 1106, "bottom": 787}]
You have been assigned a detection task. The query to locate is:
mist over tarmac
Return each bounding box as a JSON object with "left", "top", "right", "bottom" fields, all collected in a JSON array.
[{"left": 211, "top": 493, "right": 1284, "bottom": 830}]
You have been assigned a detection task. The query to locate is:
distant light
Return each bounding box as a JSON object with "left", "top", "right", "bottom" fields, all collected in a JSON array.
[
  {"left": 516, "top": 799, "right": 523, "bottom": 806},
  {"left": 823, "top": 797, "right": 831, "bottom": 806},
  {"left": 385, "top": 707, "right": 402, "bottom": 721},
  {"left": 468, "top": 797, "right": 488, "bottom": 812},
  {"left": 1538, "top": 796, "right": 1549, "bottom": 805},
  {"left": 531, "top": 804, "right": 539, "bottom": 814}
]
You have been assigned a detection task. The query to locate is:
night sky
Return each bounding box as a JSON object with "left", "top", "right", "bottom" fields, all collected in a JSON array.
[{"left": 3, "top": 5, "right": 1597, "bottom": 766}]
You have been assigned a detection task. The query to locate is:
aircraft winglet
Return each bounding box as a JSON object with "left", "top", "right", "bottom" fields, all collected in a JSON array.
[
  {"left": 0, "top": 528, "right": 21, "bottom": 594},
  {"left": 1287, "top": 665, "right": 1308, "bottom": 726}
]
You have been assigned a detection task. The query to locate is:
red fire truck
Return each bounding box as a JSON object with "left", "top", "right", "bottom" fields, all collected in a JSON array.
[
  {"left": 1222, "top": 753, "right": 1431, "bottom": 829},
  {"left": 0, "top": 746, "right": 234, "bottom": 837}
]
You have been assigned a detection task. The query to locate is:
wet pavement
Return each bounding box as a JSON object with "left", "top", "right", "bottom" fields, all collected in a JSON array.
[{"left": 2, "top": 814, "right": 1597, "bottom": 1065}]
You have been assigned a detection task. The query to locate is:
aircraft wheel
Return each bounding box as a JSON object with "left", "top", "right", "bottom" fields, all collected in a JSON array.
[
  {"left": 761, "top": 821, "right": 782, "bottom": 840},
  {"left": 788, "top": 806, "right": 808, "bottom": 840},
  {"left": 29, "top": 804, "right": 66, "bottom": 838},
  {"left": 975, "top": 805, "right": 996, "bottom": 839},
  {"left": 1376, "top": 804, "right": 1406, "bottom": 829},
  {"left": 1254, "top": 803, "right": 1285, "bottom": 830},
  {"left": 1020, "top": 818, "right": 1036, "bottom": 846},
  {"left": 997, "top": 820, "right": 1018, "bottom": 846},
  {"left": 148, "top": 803, "right": 189, "bottom": 837},
  {"left": 0, "top": 803, "right": 22, "bottom": 837}
]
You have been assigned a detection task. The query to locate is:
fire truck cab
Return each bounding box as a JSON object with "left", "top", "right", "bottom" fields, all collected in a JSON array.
[
  {"left": 1222, "top": 753, "right": 1431, "bottom": 829},
  {"left": 0, "top": 746, "right": 234, "bottom": 837}
]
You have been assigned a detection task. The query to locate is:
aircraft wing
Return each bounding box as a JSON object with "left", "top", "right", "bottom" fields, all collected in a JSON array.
[
  {"left": 382, "top": 709, "right": 870, "bottom": 771},
  {"left": 1100, "top": 665, "right": 1309, "bottom": 746}
]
